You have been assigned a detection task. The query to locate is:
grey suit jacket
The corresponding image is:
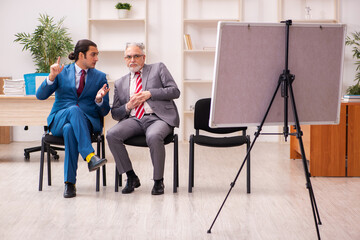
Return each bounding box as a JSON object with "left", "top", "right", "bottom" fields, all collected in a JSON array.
[{"left": 111, "top": 62, "right": 180, "bottom": 127}]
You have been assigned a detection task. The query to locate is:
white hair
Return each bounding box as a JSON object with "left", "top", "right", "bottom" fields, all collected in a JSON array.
[{"left": 125, "top": 42, "right": 145, "bottom": 54}]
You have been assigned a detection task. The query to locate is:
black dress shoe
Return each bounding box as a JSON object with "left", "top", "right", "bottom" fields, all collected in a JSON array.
[
  {"left": 64, "top": 182, "right": 76, "bottom": 198},
  {"left": 151, "top": 179, "right": 164, "bottom": 195},
  {"left": 122, "top": 176, "right": 141, "bottom": 194},
  {"left": 88, "top": 155, "right": 107, "bottom": 172}
]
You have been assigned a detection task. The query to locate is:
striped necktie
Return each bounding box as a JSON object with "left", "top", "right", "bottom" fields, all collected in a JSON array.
[{"left": 134, "top": 72, "right": 145, "bottom": 119}]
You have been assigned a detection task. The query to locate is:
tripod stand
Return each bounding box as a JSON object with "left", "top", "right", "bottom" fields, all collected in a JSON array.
[{"left": 208, "top": 20, "right": 322, "bottom": 239}]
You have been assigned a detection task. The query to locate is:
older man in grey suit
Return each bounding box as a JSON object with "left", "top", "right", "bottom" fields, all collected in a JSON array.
[{"left": 106, "top": 43, "right": 180, "bottom": 195}]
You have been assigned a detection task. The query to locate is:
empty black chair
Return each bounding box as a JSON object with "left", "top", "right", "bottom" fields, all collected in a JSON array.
[
  {"left": 115, "top": 132, "right": 179, "bottom": 193},
  {"left": 24, "top": 126, "right": 64, "bottom": 160},
  {"left": 189, "top": 98, "right": 251, "bottom": 193},
  {"left": 38, "top": 131, "right": 106, "bottom": 192}
]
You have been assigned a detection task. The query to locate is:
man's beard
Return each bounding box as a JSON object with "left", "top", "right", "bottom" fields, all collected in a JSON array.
[{"left": 129, "top": 64, "right": 141, "bottom": 73}]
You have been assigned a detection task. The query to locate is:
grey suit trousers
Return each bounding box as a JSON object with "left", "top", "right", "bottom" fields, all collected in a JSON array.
[{"left": 106, "top": 114, "right": 172, "bottom": 180}]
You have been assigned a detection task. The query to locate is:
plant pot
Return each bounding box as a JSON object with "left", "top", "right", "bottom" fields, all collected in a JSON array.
[{"left": 117, "top": 9, "right": 129, "bottom": 19}]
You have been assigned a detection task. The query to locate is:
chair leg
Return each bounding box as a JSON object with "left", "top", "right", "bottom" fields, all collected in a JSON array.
[
  {"left": 188, "top": 135, "right": 194, "bottom": 193},
  {"left": 102, "top": 165, "right": 106, "bottom": 187},
  {"left": 96, "top": 168, "right": 100, "bottom": 192},
  {"left": 115, "top": 168, "right": 119, "bottom": 192},
  {"left": 173, "top": 134, "right": 178, "bottom": 193},
  {"left": 119, "top": 173, "right": 122, "bottom": 187},
  {"left": 96, "top": 140, "right": 100, "bottom": 192},
  {"left": 39, "top": 137, "right": 45, "bottom": 191},
  {"left": 24, "top": 146, "right": 42, "bottom": 161},
  {"left": 46, "top": 143, "right": 51, "bottom": 186},
  {"left": 49, "top": 147, "right": 59, "bottom": 160},
  {"left": 246, "top": 136, "right": 251, "bottom": 194},
  {"left": 101, "top": 135, "right": 106, "bottom": 186}
]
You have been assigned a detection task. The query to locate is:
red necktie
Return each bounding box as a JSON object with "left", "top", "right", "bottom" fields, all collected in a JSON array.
[
  {"left": 134, "top": 72, "right": 145, "bottom": 119},
  {"left": 77, "top": 70, "right": 86, "bottom": 97}
]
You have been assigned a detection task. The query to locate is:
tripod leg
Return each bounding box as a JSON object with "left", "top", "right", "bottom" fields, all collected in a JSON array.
[
  {"left": 310, "top": 186, "right": 322, "bottom": 225},
  {"left": 208, "top": 135, "right": 256, "bottom": 233},
  {"left": 246, "top": 136, "right": 251, "bottom": 194},
  {"left": 208, "top": 80, "right": 283, "bottom": 233},
  {"left": 298, "top": 141, "right": 321, "bottom": 240},
  {"left": 289, "top": 83, "right": 321, "bottom": 240}
]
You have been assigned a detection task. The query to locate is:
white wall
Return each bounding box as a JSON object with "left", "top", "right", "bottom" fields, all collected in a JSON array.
[
  {"left": 1, "top": 0, "right": 360, "bottom": 142},
  {"left": 340, "top": 0, "right": 360, "bottom": 93},
  {"left": 0, "top": 0, "right": 88, "bottom": 78},
  {"left": 0, "top": 0, "right": 88, "bottom": 141}
]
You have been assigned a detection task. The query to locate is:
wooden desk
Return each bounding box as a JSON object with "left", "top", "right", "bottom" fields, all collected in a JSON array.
[
  {"left": 0, "top": 95, "right": 116, "bottom": 141},
  {"left": 346, "top": 102, "right": 360, "bottom": 176},
  {"left": 290, "top": 102, "right": 360, "bottom": 176},
  {"left": 0, "top": 95, "right": 54, "bottom": 126}
]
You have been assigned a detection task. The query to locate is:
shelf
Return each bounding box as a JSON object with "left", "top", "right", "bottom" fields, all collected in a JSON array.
[
  {"left": 278, "top": 0, "right": 339, "bottom": 23},
  {"left": 183, "top": 0, "right": 241, "bottom": 20},
  {"left": 184, "top": 49, "right": 215, "bottom": 53},
  {"left": 181, "top": 0, "right": 339, "bottom": 141},
  {"left": 184, "top": 19, "right": 239, "bottom": 23},
  {"left": 184, "top": 80, "right": 212, "bottom": 84},
  {"left": 181, "top": 0, "right": 242, "bottom": 141},
  {"left": 98, "top": 49, "right": 125, "bottom": 52},
  {"left": 89, "top": 18, "right": 146, "bottom": 22},
  {"left": 287, "top": 19, "right": 338, "bottom": 23},
  {"left": 88, "top": 0, "right": 148, "bottom": 84}
]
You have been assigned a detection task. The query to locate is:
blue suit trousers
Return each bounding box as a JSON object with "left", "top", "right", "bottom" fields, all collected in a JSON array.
[{"left": 50, "top": 105, "right": 95, "bottom": 184}]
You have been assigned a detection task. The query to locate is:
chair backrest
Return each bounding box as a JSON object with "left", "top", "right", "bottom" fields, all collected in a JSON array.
[{"left": 194, "top": 98, "right": 247, "bottom": 134}]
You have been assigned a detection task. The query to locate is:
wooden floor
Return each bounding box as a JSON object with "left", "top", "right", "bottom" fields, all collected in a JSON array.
[{"left": 0, "top": 141, "right": 359, "bottom": 240}]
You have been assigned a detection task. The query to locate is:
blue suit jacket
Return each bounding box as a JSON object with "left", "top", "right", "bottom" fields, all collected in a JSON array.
[{"left": 36, "top": 63, "right": 110, "bottom": 133}]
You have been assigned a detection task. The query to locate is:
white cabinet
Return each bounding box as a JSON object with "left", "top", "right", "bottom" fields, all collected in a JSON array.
[
  {"left": 181, "top": 0, "right": 242, "bottom": 140},
  {"left": 181, "top": 0, "right": 339, "bottom": 141},
  {"left": 278, "top": 0, "right": 339, "bottom": 23},
  {"left": 87, "top": 0, "right": 148, "bottom": 82}
]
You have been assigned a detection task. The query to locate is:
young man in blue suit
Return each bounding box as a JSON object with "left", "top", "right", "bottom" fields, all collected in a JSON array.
[
  {"left": 106, "top": 43, "right": 180, "bottom": 195},
  {"left": 36, "top": 39, "right": 110, "bottom": 198}
]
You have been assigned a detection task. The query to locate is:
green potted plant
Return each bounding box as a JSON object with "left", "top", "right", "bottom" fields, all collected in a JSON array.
[
  {"left": 115, "top": 2, "right": 132, "bottom": 18},
  {"left": 345, "top": 31, "right": 360, "bottom": 95},
  {"left": 14, "top": 14, "right": 74, "bottom": 94}
]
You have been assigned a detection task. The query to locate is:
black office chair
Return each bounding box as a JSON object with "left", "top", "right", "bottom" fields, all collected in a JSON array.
[
  {"left": 115, "top": 131, "right": 179, "bottom": 193},
  {"left": 38, "top": 131, "right": 107, "bottom": 192},
  {"left": 24, "top": 126, "right": 63, "bottom": 160},
  {"left": 188, "top": 98, "right": 251, "bottom": 193}
]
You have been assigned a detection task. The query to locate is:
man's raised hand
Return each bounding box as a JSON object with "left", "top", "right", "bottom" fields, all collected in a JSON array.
[
  {"left": 49, "top": 57, "right": 64, "bottom": 81},
  {"left": 96, "top": 84, "right": 110, "bottom": 103}
]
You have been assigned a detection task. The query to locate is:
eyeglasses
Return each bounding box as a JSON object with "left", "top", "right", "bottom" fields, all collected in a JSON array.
[{"left": 124, "top": 54, "right": 144, "bottom": 60}]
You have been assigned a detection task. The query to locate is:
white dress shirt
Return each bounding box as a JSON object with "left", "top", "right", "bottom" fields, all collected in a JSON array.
[{"left": 128, "top": 70, "right": 153, "bottom": 117}]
